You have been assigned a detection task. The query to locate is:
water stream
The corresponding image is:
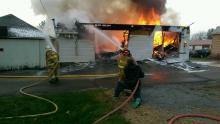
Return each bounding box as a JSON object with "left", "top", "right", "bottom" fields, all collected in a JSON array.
[{"left": 86, "top": 26, "right": 122, "bottom": 51}]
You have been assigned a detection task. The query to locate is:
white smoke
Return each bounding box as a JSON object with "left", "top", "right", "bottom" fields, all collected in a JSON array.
[
  {"left": 161, "top": 8, "right": 180, "bottom": 25},
  {"left": 31, "top": 0, "right": 133, "bottom": 26}
]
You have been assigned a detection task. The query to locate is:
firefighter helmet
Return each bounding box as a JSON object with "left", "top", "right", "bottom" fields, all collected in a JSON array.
[{"left": 121, "top": 48, "right": 130, "bottom": 56}]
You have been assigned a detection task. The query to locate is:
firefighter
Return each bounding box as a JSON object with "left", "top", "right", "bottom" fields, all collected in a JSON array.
[
  {"left": 117, "top": 48, "right": 131, "bottom": 81},
  {"left": 46, "top": 46, "right": 59, "bottom": 83},
  {"left": 114, "top": 48, "right": 143, "bottom": 108},
  {"left": 124, "top": 58, "right": 144, "bottom": 108},
  {"left": 114, "top": 48, "right": 137, "bottom": 98},
  {"left": 114, "top": 48, "right": 131, "bottom": 97}
]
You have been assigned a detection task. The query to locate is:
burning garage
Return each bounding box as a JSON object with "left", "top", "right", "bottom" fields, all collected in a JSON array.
[
  {"left": 51, "top": 22, "right": 190, "bottom": 63},
  {"left": 77, "top": 23, "right": 190, "bottom": 62}
]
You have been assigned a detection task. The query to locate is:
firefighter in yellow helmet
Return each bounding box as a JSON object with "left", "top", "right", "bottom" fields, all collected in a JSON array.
[
  {"left": 46, "top": 46, "right": 59, "bottom": 83},
  {"left": 114, "top": 48, "right": 143, "bottom": 108},
  {"left": 117, "top": 48, "right": 131, "bottom": 81},
  {"left": 114, "top": 48, "right": 131, "bottom": 97}
]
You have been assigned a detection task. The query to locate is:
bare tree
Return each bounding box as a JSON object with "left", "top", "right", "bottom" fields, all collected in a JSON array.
[
  {"left": 191, "top": 32, "right": 207, "bottom": 40},
  {"left": 207, "top": 28, "right": 215, "bottom": 39}
]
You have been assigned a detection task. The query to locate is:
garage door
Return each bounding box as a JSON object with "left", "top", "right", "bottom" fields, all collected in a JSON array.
[
  {"left": 59, "top": 38, "right": 95, "bottom": 62},
  {"left": 128, "top": 35, "right": 153, "bottom": 60}
]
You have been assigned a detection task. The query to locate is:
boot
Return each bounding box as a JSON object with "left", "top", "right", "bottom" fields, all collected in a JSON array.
[{"left": 132, "top": 97, "right": 141, "bottom": 108}]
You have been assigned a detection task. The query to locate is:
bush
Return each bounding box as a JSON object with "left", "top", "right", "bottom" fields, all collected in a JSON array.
[{"left": 190, "top": 49, "right": 211, "bottom": 58}]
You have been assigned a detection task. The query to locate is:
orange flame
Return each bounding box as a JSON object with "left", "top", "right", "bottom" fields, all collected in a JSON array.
[
  {"left": 137, "top": 9, "right": 177, "bottom": 49},
  {"left": 138, "top": 8, "right": 160, "bottom": 25},
  {"left": 135, "top": 9, "right": 177, "bottom": 49},
  {"left": 138, "top": 13, "right": 147, "bottom": 25},
  {"left": 153, "top": 31, "right": 178, "bottom": 48},
  {"left": 97, "top": 7, "right": 177, "bottom": 53}
]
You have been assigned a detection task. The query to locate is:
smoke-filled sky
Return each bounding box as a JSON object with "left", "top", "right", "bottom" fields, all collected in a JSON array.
[{"left": 0, "top": 0, "right": 220, "bottom": 34}]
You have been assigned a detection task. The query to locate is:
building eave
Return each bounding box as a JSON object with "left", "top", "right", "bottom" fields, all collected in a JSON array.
[{"left": 0, "top": 37, "right": 45, "bottom": 40}]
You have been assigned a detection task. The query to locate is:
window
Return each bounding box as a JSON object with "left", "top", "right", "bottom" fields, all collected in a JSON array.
[{"left": 0, "top": 48, "right": 4, "bottom": 52}]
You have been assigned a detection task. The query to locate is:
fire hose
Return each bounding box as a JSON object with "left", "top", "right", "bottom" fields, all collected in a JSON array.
[
  {"left": 0, "top": 74, "right": 118, "bottom": 79},
  {"left": 1, "top": 70, "right": 220, "bottom": 124},
  {"left": 168, "top": 114, "right": 220, "bottom": 124},
  {"left": 0, "top": 63, "right": 60, "bottom": 120},
  {"left": 0, "top": 79, "right": 59, "bottom": 119},
  {"left": 92, "top": 77, "right": 220, "bottom": 124},
  {"left": 0, "top": 63, "right": 120, "bottom": 120},
  {"left": 92, "top": 80, "right": 140, "bottom": 124}
]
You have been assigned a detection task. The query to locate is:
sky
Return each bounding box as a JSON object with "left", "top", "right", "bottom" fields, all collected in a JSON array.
[{"left": 0, "top": 0, "right": 220, "bottom": 34}]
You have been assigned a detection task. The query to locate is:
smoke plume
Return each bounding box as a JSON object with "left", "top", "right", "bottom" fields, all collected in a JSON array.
[
  {"left": 161, "top": 8, "right": 180, "bottom": 25},
  {"left": 31, "top": 0, "right": 180, "bottom": 53},
  {"left": 133, "top": 0, "right": 167, "bottom": 14},
  {"left": 31, "top": 0, "right": 172, "bottom": 27}
]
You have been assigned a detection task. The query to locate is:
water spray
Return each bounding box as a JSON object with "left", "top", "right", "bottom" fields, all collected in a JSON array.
[
  {"left": 86, "top": 25, "right": 123, "bottom": 52},
  {"left": 39, "top": 0, "right": 57, "bottom": 52}
]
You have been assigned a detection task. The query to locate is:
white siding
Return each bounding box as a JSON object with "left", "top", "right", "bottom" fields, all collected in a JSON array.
[
  {"left": 179, "top": 29, "right": 190, "bottom": 61},
  {"left": 58, "top": 38, "right": 95, "bottom": 62},
  {"left": 128, "top": 35, "right": 153, "bottom": 60},
  {"left": 0, "top": 39, "right": 46, "bottom": 70},
  {"left": 194, "top": 46, "right": 202, "bottom": 50}
]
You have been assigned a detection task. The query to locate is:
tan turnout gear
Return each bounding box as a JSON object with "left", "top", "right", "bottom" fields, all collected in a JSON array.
[
  {"left": 46, "top": 49, "right": 59, "bottom": 83},
  {"left": 118, "top": 55, "right": 129, "bottom": 80},
  {"left": 117, "top": 48, "right": 130, "bottom": 81}
]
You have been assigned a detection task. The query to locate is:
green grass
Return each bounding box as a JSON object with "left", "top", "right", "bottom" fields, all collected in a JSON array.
[{"left": 0, "top": 89, "right": 130, "bottom": 124}]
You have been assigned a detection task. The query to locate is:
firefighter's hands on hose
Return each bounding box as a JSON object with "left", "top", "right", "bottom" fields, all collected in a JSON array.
[{"left": 46, "top": 46, "right": 59, "bottom": 84}]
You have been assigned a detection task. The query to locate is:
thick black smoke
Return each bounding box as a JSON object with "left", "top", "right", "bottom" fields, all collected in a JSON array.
[
  {"left": 31, "top": 0, "right": 180, "bottom": 28},
  {"left": 133, "top": 0, "right": 167, "bottom": 14}
]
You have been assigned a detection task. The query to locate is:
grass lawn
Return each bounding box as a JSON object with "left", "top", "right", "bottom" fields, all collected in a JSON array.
[{"left": 0, "top": 89, "right": 130, "bottom": 124}]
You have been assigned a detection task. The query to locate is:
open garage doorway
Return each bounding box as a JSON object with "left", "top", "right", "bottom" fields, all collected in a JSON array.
[{"left": 153, "top": 31, "right": 180, "bottom": 60}]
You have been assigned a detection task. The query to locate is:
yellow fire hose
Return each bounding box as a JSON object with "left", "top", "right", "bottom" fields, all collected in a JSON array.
[
  {"left": 0, "top": 79, "right": 58, "bottom": 119},
  {"left": 0, "top": 62, "right": 119, "bottom": 120},
  {"left": 0, "top": 63, "right": 60, "bottom": 120},
  {"left": 0, "top": 74, "right": 118, "bottom": 79}
]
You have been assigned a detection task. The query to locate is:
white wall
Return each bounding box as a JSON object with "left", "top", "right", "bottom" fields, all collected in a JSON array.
[
  {"left": 0, "top": 39, "right": 46, "bottom": 70},
  {"left": 194, "top": 46, "right": 202, "bottom": 50},
  {"left": 58, "top": 37, "right": 95, "bottom": 63},
  {"left": 179, "top": 29, "right": 190, "bottom": 61},
  {"left": 128, "top": 35, "right": 153, "bottom": 60}
]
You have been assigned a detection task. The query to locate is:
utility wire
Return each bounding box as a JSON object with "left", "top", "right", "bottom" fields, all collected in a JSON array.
[{"left": 40, "top": 0, "right": 49, "bottom": 17}]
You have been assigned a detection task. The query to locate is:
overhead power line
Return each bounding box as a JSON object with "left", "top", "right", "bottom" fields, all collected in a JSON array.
[{"left": 40, "top": 0, "right": 49, "bottom": 17}]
